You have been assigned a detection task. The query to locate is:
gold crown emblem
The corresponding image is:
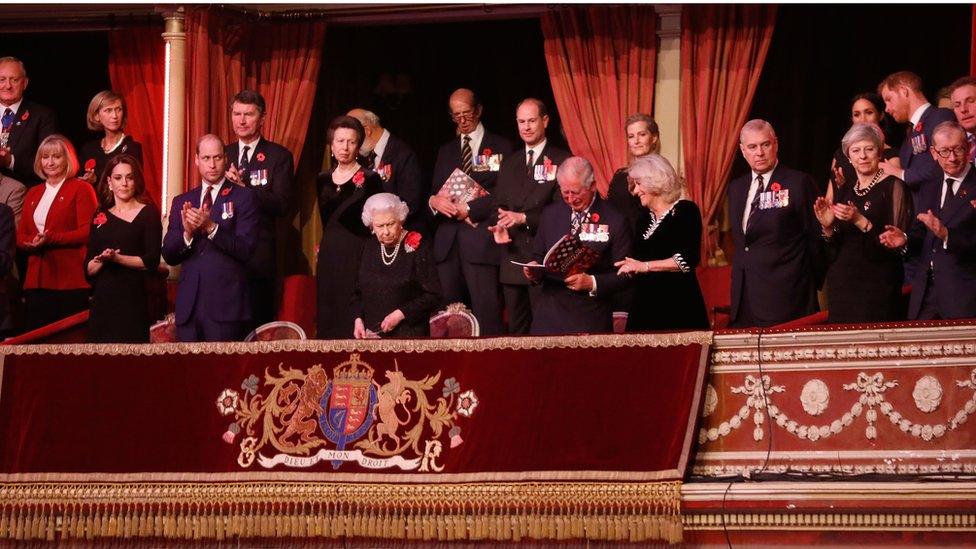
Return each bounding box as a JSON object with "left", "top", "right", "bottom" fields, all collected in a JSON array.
[{"left": 333, "top": 353, "right": 374, "bottom": 382}]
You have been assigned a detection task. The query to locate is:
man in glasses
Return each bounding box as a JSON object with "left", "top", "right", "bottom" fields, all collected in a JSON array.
[
  {"left": 428, "top": 88, "right": 512, "bottom": 335},
  {"left": 880, "top": 121, "right": 976, "bottom": 320}
]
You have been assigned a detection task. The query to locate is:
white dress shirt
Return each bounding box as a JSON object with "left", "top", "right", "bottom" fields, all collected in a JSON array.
[
  {"left": 525, "top": 139, "right": 547, "bottom": 168},
  {"left": 461, "top": 122, "right": 486, "bottom": 156},
  {"left": 373, "top": 129, "right": 391, "bottom": 166},
  {"left": 33, "top": 178, "right": 64, "bottom": 233},
  {"left": 909, "top": 103, "right": 931, "bottom": 129},
  {"left": 237, "top": 137, "right": 261, "bottom": 165}
]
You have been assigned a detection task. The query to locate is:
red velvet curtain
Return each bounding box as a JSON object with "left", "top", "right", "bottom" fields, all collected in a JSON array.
[
  {"left": 541, "top": 6, "right": 656, "bottom": 197},
  {"left": 680, "top": 5, "right": 777, "bottom": 258},
  {"left": 108, "top": 26, "right": 165, "bottom": 208},
  {"left": 185, "top": 8, "right": 325, "bottom": 191}
]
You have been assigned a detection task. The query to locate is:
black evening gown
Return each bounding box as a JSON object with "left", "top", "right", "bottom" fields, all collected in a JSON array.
[
  {"left": 824, "top": 175, "right": 909, "bottom": 323},
  {"left": 85, "top": 204, "right": 162, "bottom": 343},
  {"left": 606, "top": 167, "right": 642, "bottom": 315},
  {"left": 77, "top": 135, "right": 144, "bottom": 182},
  {"left": 315, "top": 169, "right": 382, "bottom": 338},
  {"left": 626, "top": 200, "right": 709, "bottom": 332},
  {"left": 353, "top": 236, "right": 441, "bottom": 337}
]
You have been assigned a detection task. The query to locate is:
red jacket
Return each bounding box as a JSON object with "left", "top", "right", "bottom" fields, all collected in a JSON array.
[{"left": 17, "top": 178, "right": 98, "bottom": 290}]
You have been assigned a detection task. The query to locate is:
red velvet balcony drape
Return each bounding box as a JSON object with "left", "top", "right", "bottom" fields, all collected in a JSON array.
[
  {"left": 108, "top": 26, "right": 165, "bottom": 208},
  {"left": 680, "top": 5, "right": 777, "bottom": 258},
  {"left": 185, "top": 8, "right": 325, "bottom": 191},
  {"left": 541, "top": 6, "right": 657, "bottom": 197}
]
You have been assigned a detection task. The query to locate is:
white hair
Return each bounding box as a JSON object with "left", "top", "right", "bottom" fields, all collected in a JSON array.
[
  {"left": 351, "top": 109, "right": 380, "bottom": 128},
  {"left": 739, "top": 119, "right": 777, "bottom": 143},
  {"left": 841, "top": 123, "right": 884, "bottom": 157},
  {"left": 556, "top": 156, "right": 596, "bottom": 188},
  {"left": 629, "top": 154, "right": 682, "bottom": 203},
  {"left": 361, "top": 192, "right": 408, "bottom": 226}
]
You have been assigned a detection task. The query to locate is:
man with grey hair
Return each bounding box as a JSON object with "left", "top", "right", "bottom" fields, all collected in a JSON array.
[
  {"left": 347, "top": 108, "right": 424, "bottom": 232},
  {"left": 880, "top": 121, "right": 976, "bottom": 319},
  {"left": 480, "top": 97, "right": 569, "bottom": 334},
  {"left": 523, "top": 156, "right": 631, "bottom": 335},
  {"left": 0, "top": 56, "right": 57, "bottom": 187},
  {"left": 728, "top": 119, "right": 822, "bottom": 327}
]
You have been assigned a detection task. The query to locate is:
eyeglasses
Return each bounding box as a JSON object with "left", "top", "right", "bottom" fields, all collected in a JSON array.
[
  {"left": 933, "top": 146, "right": 969, "bottom": 158},
  {"left": 450, "top": 110, "right": 476, "bottom": 122}
]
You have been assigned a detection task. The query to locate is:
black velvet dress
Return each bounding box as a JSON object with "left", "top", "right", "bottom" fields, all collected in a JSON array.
[
  {"left": 85, "top": 204, "right": 162, "bottom": 343},
  {"left": 626, "top": 200, "right": 709, "bottom": 332},
  {"left": 353, "top": 235, "right": 441, "bottom": 338},
  {"left": 315, "top": 169, "right": 382, "bottom": 338},
  {"left": 77, "top": 135, "right": 144, "bottom": 183},
  {"left": 824, "top": 175, "right": 909, "bottom": 323}
]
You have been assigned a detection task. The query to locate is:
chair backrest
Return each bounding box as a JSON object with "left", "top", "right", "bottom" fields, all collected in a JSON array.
[
  {"left": 149, "top": 313, "right": 177, "bottom": 343},
  {"left": 245, "top": 320, "right": 308, "bottom": 342},
  {"left": 429, "top": 302, "right": 480, "bottom": 338}
]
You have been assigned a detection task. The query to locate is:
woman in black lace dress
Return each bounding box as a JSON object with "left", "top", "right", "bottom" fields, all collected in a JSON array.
[
  {"left": 316, "top": 115, "right": 383, "bottom": 338},
  {"left": 352, "top": 193, "right": 441, "bottom": 338},
  {"left": 614, "top": 155, "right": 708, "bottom": 332},
  {"left": 77, "top": 91, "right": 143, "bottom": 186},
  {"left": 815, "top": 123, "right": 909, "bottom": 323}
]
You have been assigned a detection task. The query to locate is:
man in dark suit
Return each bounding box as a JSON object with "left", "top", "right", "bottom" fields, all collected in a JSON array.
[
  {"left": 948, "top": 76, "right": 976, "bottom": 161},
  {"left": 523, "top": 156, "right": 631, "bottom": 335},
  {"left": 428, "top": 88, "right": 512, "bottom": 335},
  {"left": 347, "top": 108, "right": 424, "bottom": 233},
  {"left": 728, "top": 119, "right": 822, "bottom": 328},
  {"left": 224, "top": 90, "right": 295, "bottom": 331},
  {"left": 479, "top": 98, "right": 570, "bottom": 334},
  {"left": 162, "top": 134, "right": 259, "bottom": 342},
  {"left": 0, "top": 57, "right": 57, "bottom": 187},
  {"left": 881, "top": 122, "right": 976, "bottom": 319},
  {"left": 878, "top": 71, "right": 957, "bottom": 203}
]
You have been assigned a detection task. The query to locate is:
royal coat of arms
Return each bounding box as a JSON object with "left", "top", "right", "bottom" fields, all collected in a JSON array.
[{"left": 215, "top": 354, "right": 479, "bottom": 472}]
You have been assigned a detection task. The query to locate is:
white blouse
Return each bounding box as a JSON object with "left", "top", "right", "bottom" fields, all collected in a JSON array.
[{"left": 33, "top": 179, "right": 64, "bottom": 233}]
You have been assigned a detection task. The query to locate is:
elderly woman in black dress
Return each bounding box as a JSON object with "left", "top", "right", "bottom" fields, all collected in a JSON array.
[
  {"left": 78, "top": 90, "right": 143, "bottom": 185},
  {"left": 85, "top": 154, "right": 161, "bottom": 342},
  {"left": 614, "top": 154, "right": 708, "bottom": 331},
  {"left": 353, "top": 193, "right": 440, "bottom": 338},
  {"left": 316, "top": 115, "right": 383, "bottom": 338},
  {"left": 815, "top": 122, "right": 909, "bottom": 323}
]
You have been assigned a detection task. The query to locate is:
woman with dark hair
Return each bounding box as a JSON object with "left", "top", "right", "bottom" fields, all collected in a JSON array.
[
  {"left": 77, "top": 90, "right": 144, "bottom": 185},
  {"left": 17, "top": 134, "right": 98, "bottom": 331},
  {"left": 830, "top": 93, "right": 900, "bottom": 191},
  {"left": 316, "top": 115, "right": 383, "bottom": 338},
  {"left": 85, "top": 154, "right": 161, "bottom": 342}
]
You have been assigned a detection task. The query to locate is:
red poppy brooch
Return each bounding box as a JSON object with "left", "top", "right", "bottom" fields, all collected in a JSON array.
[
  {"left": 256, "top": 152, "right": 266, "bottom": 162},
  {"left": 770, "top": 182, "right": 782, "bottom": 192},
  {"left": 93, "top": 212, "right": 107, "bottom": 228},
  {"left": 221, "top": 187, "right": 231, "bottom": 197},
  {"left": 589, "top": 212, "right": 600, "bottom": 223},
  {"left": 352, "top": 170, "right": 365, "bottom": 187},
  {"left": 84, "top": 159, "right": 96, "bottom": 172},
  {"left": 404, "top": 231, "right": 421, "bottom": 252}
]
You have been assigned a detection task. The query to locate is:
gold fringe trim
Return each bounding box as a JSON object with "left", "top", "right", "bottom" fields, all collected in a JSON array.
[
  {"left": 0, "top": 481, "right": 682, "bottom": 542},
  {"left": 0, "top": 330, "right": 712, "bottom": 356}
]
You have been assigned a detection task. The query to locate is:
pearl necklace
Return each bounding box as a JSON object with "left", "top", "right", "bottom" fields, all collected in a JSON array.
[
  {"left": 380, "top": 233, "right": 406, "bottom": 266},
  {"left": 854, "top": 169, "right": 885, "bottom": 197}
]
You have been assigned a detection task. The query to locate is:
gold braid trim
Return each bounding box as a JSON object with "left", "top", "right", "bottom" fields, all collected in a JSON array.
[
  {"left": 0, "top": 481, "right": 682, "bottom": 542},
  {"left": 0, "top": 331, "right": 712, "bottom": 356}
]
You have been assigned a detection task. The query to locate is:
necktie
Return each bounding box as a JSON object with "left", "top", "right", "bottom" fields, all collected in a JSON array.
[
  {"left": 239, "top": 145, "right": 251, "bottom": 183},
  {"left": 571, "top": 211, "right": 583, "bottom": 235},
  {"left": 745, "top": 174, "right": 765, "bottom": 233},
  {"left": 0, "top": 108, "right": 12, "bottom": 132},
  {"left": 364, "top": 151, "right": 377, "bottom": 170},
  {"left": 461, "top": 135, "right": 473, "bottom": 175},
  {"left": 202, "top": 184, "right": 214, "bottom": 210},
  {"left": 526, "top": 149, "right": 535, "bottom": 176},
  {"left": 942, "top": 178, "right": 956, "bottom": 209}
]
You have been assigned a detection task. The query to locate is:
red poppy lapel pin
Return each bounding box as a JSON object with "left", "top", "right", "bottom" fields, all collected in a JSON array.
[
  {"left": 483, "top": 148, "right": 492, "bottom": 156},
  {"left": 220, "top": 187, "right": 231, "bottom": 197},
  {"left": 589, "top": 212, "right": 600, "bottom": 223},
  {"left": 93, "top": 212, "right": 107, "bottom": 227},
  {"left": 352, "top": 170, "right": 365, "bottom": 187},
  {"left": 20, "top": 111, "right": 29, "bottom": 122},
  {"left": 914, "top": 121, "right": 923, "bottom": 133},
  {"left": 404, "top": 231, "right": 421, "bottom": 253},
  {"left": 256, "top": 152, "right": 266, "bottom": 162},
  {"left": 770, "top": 182, "right": 782, "bottom": 192},
  {"left": 84, "top": 159, "right": 96, "bottom": 172}
]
